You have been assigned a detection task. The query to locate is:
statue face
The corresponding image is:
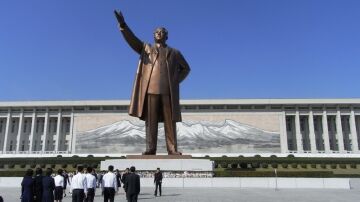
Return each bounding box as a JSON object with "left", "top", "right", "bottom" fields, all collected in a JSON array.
[{"left": 154, "top": 27, "right": 168, "bottom": 43}]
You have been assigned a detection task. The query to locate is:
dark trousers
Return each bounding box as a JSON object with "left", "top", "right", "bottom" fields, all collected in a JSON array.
[
  {"left": 72, "top": 189, "right": 85, "bottom": 202},
  {"left": 154, "top": 181, "right": 162, "bottom": 196},
  {"left": 85, "top": 188, "right": 95, "bottom": 202},
  {"left": 103, "top": 187, "right": 115, "bottom": 202},
  {"left": 145, "top": 94, "right": 178, "bottom": 154},
  {"left": 127, "top": 194, "right": 138, "bottom": 202}
]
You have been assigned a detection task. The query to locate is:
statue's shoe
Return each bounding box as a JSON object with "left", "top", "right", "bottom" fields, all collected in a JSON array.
[
  {"left": 142, "top": 151, "right": 156, "bottom": 155},
  {"left": 168, "top": 151, "right": 182, "bottom": 155}
]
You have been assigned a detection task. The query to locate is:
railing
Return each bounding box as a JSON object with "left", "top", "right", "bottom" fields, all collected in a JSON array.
[{"left": 0, "top": 150, "right": 71, "bottom": 155}]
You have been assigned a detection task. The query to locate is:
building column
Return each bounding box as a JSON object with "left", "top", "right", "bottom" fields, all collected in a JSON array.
[
  {"left": 42, "top": 110, "right": 49, "bottom": 152},
  {"left": 295, "top": 108, "right": 303, "bottom": 153},
  {"left": 336, "top": 108, "right": 345, "bottom": 153},
  {"left": 2, "top": 110, "right": 11, "bottom": 153},
  {"left": 280, "top": 111, "right": 289, "bottom": 153},
  {"left": 28, "top": 110, "right": 36, "bottom": 152},
  {"left": 322, "top": 109, "right": 331, "bottom": 153},
  {"left": 350, "top": 107, "right": 359, "bottom": 153},
  {"left": 308, "top": 108, "right": 317, "bottom": 153},
  {"left": 69, "top": 110, "right": 75, "bottom": 153},
  {"left": 15, "top": 109, "right": 24, "bottom": 152},
  {"left": 54, "top": 109, "right": 62, "bottom": 152}
]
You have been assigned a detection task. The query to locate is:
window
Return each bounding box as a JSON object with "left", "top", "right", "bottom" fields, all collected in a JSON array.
[
  {"left": 116, "top": 106, "right": 128, "bottom": 110},
  {"left": 66, "top": 119, "right": 71, "bottom": 133},
  {"left": 213, "top": 105, "right": 225, "bottom": 110},
  {"left": 184, "top": 105, "right": 196, "bottom": 110},
  {"left": 36, "top": 120, "right": 40, "bottom": 133},
  {"left": 9, "top": 140, "right": 13, "bottom": 151},
  {"left": 0, "top": 120, "right": 3, "bottom": 132},
  {"left": 103, "top": 106, "right": 114, "bottom": 111},
  {"left": 89, "top": 106, "right": 100, "bottom": 111},
  {"left": 199, "top": 105, "right": 211, "bottom": 110},
  {"left": 11, "top": 120, "right": 16, "bottom": 133},
  {"left": 53, "top": 120, "right": 57, "bottom": 133},
  {"left": 23, "top": 120, "right": 28, "bottom": 133},
  {"left": 226, "top": 105, "right": 238, "bottom": 110}
]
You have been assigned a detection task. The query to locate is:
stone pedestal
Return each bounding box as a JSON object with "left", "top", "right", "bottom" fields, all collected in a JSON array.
[
  {"left": 100, "top": 157, "right": 213, "bottom": 171},
  {"left": 126, "top": 155, "right": 192, "bottom": 159}
]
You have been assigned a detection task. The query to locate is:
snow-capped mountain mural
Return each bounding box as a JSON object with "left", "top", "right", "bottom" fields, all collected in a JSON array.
[{"left": 75, "top": 120, "right": 280, "bottom": 153}]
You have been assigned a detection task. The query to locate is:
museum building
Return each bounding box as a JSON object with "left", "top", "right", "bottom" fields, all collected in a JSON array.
[{"left": 0, "top": 99, "right": 359, "bottom": 156}]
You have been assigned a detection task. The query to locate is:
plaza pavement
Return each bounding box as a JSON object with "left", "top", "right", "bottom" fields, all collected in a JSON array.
[{"left": 1, "top": 185, "right": 360, "bottom": 202}]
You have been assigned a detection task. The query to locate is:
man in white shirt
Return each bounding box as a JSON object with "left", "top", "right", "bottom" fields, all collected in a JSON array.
[
  {"left": 54, "top": 169, "right": 64, "bottom": 202},
  {"left": 85, "top": 167, "right": 97, "bottom": 202},
  {"left": 101, "top": 165, "right": 118, "bottom": 202},
  {"left": 71, "top": 166, "right": 87, "bottom": 202}
]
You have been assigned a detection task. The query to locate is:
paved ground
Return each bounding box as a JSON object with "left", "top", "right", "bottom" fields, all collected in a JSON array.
[{"left": 1, "top": 186, "right": 360, "bottom": 202}]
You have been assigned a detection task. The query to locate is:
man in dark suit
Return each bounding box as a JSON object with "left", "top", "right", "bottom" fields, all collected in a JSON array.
[
  {"left": 121, "top": 168, "right": 130, "bottom": 201},
  {"left": 154, "top": 168, "right": 163, "bottom": 197},
  {"left": 42, "top": 168, "right": 55, "bottom": 202},
  {"left": 125, "top": 166, "right": 140, "bottom": 202},
  {"left": 34, "top": 168, "right": 43, "bottom": 202}
]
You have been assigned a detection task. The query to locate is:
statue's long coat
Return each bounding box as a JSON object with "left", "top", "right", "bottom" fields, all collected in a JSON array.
[{"left": 120, "top": 25, "right": 190, "bottom": 122}]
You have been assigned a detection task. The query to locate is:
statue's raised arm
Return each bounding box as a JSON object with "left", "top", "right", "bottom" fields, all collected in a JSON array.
[{"left": 114, "top": 10, "right": 143, "bottom": 55}]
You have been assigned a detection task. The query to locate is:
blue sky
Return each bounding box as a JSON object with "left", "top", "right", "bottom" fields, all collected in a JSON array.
[{"left": 0, "top": 0, "right": 359, "bottom": 101}]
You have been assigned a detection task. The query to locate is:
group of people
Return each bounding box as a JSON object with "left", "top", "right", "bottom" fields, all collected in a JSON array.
[
  {"left": 21, "top": 168, "right": 70, "bottom": 202},
  {"left": 20, "top": 165, "right": 160, "bottom": 202}
]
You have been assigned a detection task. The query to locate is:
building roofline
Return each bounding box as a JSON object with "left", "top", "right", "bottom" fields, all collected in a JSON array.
[{"left": 1, "top": 98, "right": 360, "bottom": 107}]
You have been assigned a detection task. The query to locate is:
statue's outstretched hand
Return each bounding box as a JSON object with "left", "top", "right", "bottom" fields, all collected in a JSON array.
[{"left": 114, "top": 10, "right": 125, "bottom": 25}]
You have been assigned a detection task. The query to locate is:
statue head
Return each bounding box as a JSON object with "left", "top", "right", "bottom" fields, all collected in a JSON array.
[{"left": 153, "top": 27, "right": 168, "bottom": 43}]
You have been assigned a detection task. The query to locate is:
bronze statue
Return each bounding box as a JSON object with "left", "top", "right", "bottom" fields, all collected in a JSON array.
[{"left": 114, "top": 10, "right": 190, "bottom": 155}]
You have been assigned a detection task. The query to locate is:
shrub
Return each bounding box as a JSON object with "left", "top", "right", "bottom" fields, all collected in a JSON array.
[
  {"left": 287, "top": 154, "right": 295, "bottom": 158},
  {"left": 56, "top": 155, "right": 62, "bottom": 158},
  {"left": 282, "top": 163, "right": 288, "bottom": 168},
  {"left": 72, "top": 164, "right": 78, "bottom": 168},
  {"left": 238, "top": 155, "right": 244, "bottom": 158},
  {"left": 20, "top": 164, "right": 26, "bottom": 168},
  {"left": 350, "top": 163, "right": 357, "bottom": 169},
  {"left": 222, "top": 155, "right": 228, "bottom": 158},
  {"left": 204, "top": 155, "right": 210, "bottom": 158},
  {"left": 300, "top": 164, "right": 307, "bottom": 169},
  {"left": 221, "top": 162, "right": 228, "bottom": 168},
  {"left": 40, "top": 164, "right": 46, "bottom": 168},
  {"left": 239, "top": 162, "right": 247, "bottom": 169},
  {"left": 51, "top": 164, "right": 56, "bottom": 169},
  {"left": 270, "top": 155, "right": 277, "bottom": 158},
  {"left": 120, "top": 156, "right": 126, "bottom": 159},
  {"left": 339, "top": 164, "right": 347, "bottom": 169},
  {"left": 231, "top": 163, "right": 238, "bottom": 169},
  {"left": 8, "top": 164, "right": 15, "bottom": 169},
  {"left": 251, "top": 162, "right": 260, "bottom": 169},
  {"left": 271, "top": 163, "right": 278, "bottom": 168},
  {"left": 320, "top": 164, "right": 326, "bottom": 169},
  {"left": 261, "top": 163, "right": 268, "bottom": 169},
  {"left": 254, "top": 154, "right": 261, "bottom": 158},
  {"left": 72, "top": 155, "right": 79, "bottom": 158},
  {"left": 311, "top": 164, "right": 316, "bottom": 169},
  {"left": 0, "top": 164, "right": 4, "bottom": 169},
  {"left": 61, "top": 164, "right": 68, "bottom": 169},
  {"left": 330, "top": 164, "right": 337, "bottom": 169},
  {"left": 291, "top": 163, "right": 298, "bottom": 169},
  {"left": 87, "top": 155, "right": 94, "bottom": 158}
]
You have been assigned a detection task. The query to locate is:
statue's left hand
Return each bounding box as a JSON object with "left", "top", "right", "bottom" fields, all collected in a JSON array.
[{"left": 114, "top": 10, "right": 125, "bottom": 25}]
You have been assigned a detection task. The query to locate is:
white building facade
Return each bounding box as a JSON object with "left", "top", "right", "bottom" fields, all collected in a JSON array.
[{"left": 0, "top": 99, "right": 359, "bottom": 156}]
